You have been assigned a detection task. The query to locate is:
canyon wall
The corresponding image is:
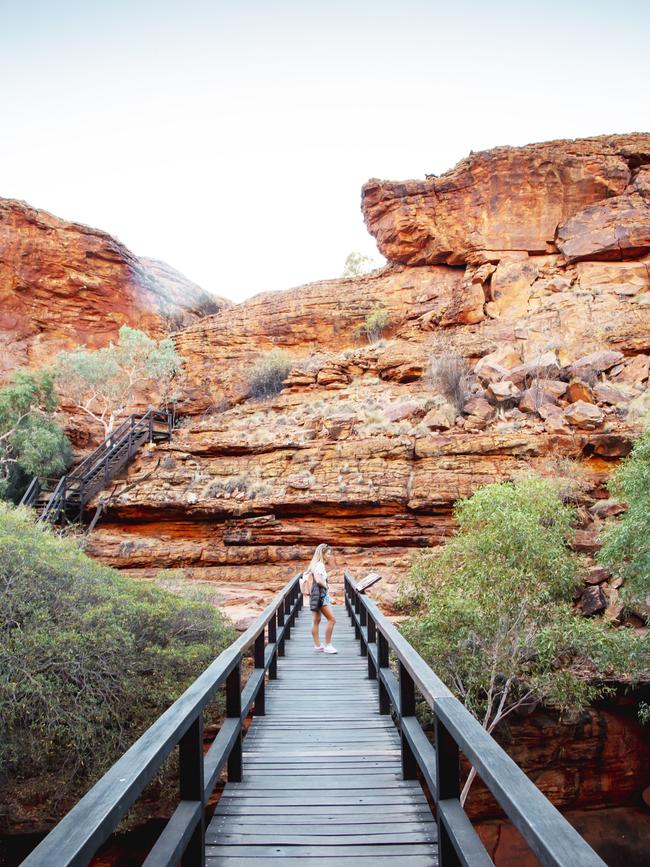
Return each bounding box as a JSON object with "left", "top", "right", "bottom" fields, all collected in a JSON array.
[
  {"left": 2, "top": 136, "right": 648, "bottom": 834},
  {"left": 86, "top": 134, "right": 650, "bottom": 632},
  {"left": 0, "top": 198, "right": 230, "bottom": 382}
]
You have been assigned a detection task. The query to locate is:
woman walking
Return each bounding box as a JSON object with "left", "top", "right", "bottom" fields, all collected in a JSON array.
[{"left": 300, "top": 543, "right": 337, "bottom": 654}]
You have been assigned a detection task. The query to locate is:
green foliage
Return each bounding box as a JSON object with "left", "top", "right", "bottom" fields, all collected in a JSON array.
[
  {"left": 355, "top": 308, "right": 391, "bottom": 343},
  {"left": 247, "top": 349, "right": 293, "bottom": 400},
  {"left": 0, "top": 503, "right": 236, "bottom": 824},
  {"left": 54, "top": 326, "right": 183, "bottom": 436},
  {"left": 0, "top": 371, "right": 71, "bottom": 502},
  {"left": 342, "top": 251, "right": 380, "bottom": 278},
  {"left": 399, "top": 477, "right": 643, "bottom": 756},
  {"left": 598, "top": 425, "right": 650, "bottom": 608}
]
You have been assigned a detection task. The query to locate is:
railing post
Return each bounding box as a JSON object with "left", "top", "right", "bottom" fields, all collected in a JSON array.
[
  {"left": 226, "top": 661, "right": 242, "bottom": 782},
  {"left": 128, "top": 416, "right": 134, "bottom": 458},
  {"left": 377, "top": 632, "right": 390, "bottom": 715},
  {"left": 284, "top": 594, "right": 292, "bottom": 642},
  {"left": 178, "top": 714, "right": 205, "bottom": 867},
  {"left": 359, "top": 603, "right": 367, "bottom": 657},
  {"left": 277, "top": 604, "right": 285, "bottom": 657},
  {"left": 399, "top": 661, "right": 417, "bottom": 780},
  {"left": 268, "top": 615, "right": 277, "bottom": 679},
  {"left": 149, "top": 410, "right": 154, "bottom": 442},
  {"left": 435, "top": 711, "right": 462, "bottom": 867},
  {"left": 254, "top": 631, "right": 265, "bottom": 716},
  {"left": 367, "top": 615, "right": 377, "bottom": 680}
]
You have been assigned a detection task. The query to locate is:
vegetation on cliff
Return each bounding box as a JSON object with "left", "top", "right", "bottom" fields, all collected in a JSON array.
[
  {"left": 54, "top": 326, "right": 183, "bottom": 437},
  {"left": 247, "top": 349, "right": 293, "bottom": 400},
  {"left": 0, "top": 371, "right": 71, "bottom": 504},
  {"left": 0, "top": 503, "right": 235, "bottom": 830},
  {"left": 400, "top": 475, "right": 645, "bottom": 802},
  {"left": 599, "top": 423, "right": 650, "bottom": 607}
]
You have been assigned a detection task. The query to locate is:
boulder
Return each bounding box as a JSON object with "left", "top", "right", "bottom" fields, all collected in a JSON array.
[
  {"left": 519, "top": 386, "right": 558, "bottom": 414},
  {"left": 570, "top": 350, "right": 624, "bottom": 376},
  {"left": 475, "top": 359, "right": 510, "bottom": 385},
  {"left": 463, "top": 396, "right": 494, "bottom": 421},
  {"left": 385, "top": 401, "right": 425, "bottom": 423},
  {"left": 557, "top": 166, "right": 650, "bottom": 262},
  {"left": 563, "top": 401, "right": 604, "bottom": 429},
  {"left": 612, "top": 354, "right": 649, "bottom": 385},
  {"left": 566, "top": 381, "right": 595, "bottom": 404},
  {"left": 475, "top": 345, "right": 521, "bottom": 374},
  {"left": 584, "top": 566, "right": 611, "bottom": 585},
  {"left": 589, "top": 499, "right": 626, "bottom": 519},
  {"left": 593, "top": 382, "right": 638, "bottom": 407},
  {"left": 422, "top": 405, "right": 455, "bottom": 431},
  {"left": 487, "top": 381, "right": 521, "bottom": 403},
  {"left": 580, "top": 585, "right": 606, "bottom": 616},
  {"left": 509, "top": 352, "right": 561, "bottom": 386}
]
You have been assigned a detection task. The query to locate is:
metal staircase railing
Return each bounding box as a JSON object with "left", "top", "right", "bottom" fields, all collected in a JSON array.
[{"left": 20, "top": 408, "right": 174, "bottom": 523}]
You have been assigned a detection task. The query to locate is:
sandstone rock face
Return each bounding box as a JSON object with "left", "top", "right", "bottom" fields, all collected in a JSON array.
[
  {"left": 0, "top": 199, "right": 229, "bottom": 381},
  {"left": 76, "top": 138, "right": 650, "bottom": 625},
  {"left": 557, "top": 166, "right": 650, "bottom": 262},
  {"left": 362, "top": 134, "right": 650, "bottom": 265}
]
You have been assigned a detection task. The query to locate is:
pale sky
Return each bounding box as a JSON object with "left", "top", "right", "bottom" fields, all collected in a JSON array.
[{"left": 1, "top": 0, "right": 649, "bottom": 302}]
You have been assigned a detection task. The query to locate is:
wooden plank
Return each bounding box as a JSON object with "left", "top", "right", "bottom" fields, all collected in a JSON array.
[
  {"left": 206, "top": 857, "right": 437, "bottom": 866},
  {"left": 208, "top": 604, "right": 437, "bottom": 865},
  {"left": 206, "top": 844, "right": 437, "bottom": 856}
]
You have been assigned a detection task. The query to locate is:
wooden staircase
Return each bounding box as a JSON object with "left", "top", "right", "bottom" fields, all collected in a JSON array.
[{"left": 20, "top": 408, "right": 174, "bottom": 523}]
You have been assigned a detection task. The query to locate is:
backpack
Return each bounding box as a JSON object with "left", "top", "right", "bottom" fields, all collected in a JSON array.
[{"left": 299, "top": 570, "right": 314, "bottom": 598}]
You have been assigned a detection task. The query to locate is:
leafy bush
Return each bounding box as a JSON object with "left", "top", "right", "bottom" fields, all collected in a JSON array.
[
  {"left": 0, "top": 371, "right": 71, "bottom": 503},
  {"left": 247, "top": 350, "right": 293, "bottom": 400},
  {"left": 399, "top": 476, "right": 643, "bottom": 803},
  {"left": 429, "top": 353, "right": 471, "bottom": 412},
  {"left": 598, "top": 424, "right": 650, "bottom": 608},
  {"left": 355, "top": 308, "right": 391, "bottom": 343},
  {"left": 0, "top": 503, "right": 236, "bottom": 828}
]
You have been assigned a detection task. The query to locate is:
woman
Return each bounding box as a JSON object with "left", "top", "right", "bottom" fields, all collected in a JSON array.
[{"left": 301, "top": 543, "right": 337, "bottom": 654}]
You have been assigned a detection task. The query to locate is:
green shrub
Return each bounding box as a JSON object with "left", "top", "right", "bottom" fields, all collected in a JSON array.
[
  {"left": 598, "top": 424, "right": 650, "bottom": 608},
  {"left": 0, "top": 370, "right": 71, "bottom": 503},
  {"left": 399, "top": 476, "right": 644, "bottom": 802},
  {"left": 248, "top": 350, "right": 293, "bottom": 400},
  {"left": 356, "top": 308, "right": 391, "bottom": 343},
  {"left": 0, "top": 503, "right": 236, "bottom": 828}
]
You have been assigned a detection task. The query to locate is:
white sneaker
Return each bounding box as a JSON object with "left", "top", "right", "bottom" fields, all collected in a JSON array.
[
  {"left": 323, "top": 644, "right": 338, "bottom": 654},
  {"left": 314, "top": 644, "right": 325, "bottom": 652}
]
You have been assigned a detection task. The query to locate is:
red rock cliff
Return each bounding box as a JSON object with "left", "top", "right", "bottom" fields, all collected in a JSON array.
[{"left": 0, "top": 198, "right": 230, "bottom": 381}]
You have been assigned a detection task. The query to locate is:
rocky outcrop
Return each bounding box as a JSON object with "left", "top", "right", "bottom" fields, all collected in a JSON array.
[
  {"left": 362, "top": 134, "right": 650, "bottom": 266},
  {"left": 79, "top": 137, "right": 650, "bottom": 625},
  {"left": 0, "top": 198, "right": 229, "bottom": 382}
]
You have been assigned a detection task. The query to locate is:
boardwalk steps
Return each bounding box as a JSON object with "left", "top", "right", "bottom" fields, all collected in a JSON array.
[
  {"left": 20, "top": 407, "right": 173, "bottom": 523},
  {"left": 206, "top": 605, "right": 437, "bottom": 865},
  {"left": 22, "top": 573, "right": 608, "bottom": 867}
]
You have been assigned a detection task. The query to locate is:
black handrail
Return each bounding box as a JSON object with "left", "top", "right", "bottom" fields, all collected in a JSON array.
[
  {"left": 21, "top": 574, "right": 303, "bottom": 867},
  {"left": 22, "top": 408, "right": 174, "bottom": 523},
  {"left": 344, "top": 571, "right": 607, "bottom": 867}
]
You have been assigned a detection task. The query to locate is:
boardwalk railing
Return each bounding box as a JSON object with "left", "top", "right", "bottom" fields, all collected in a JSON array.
[
  {"left": 21, "top": 575, "right": 303, "bottom": 867},
  {"left": 20, "top": 408, "right": 174, "bottom": 523},
  {"left": 344, "top": 571, "right": 606, "bottom": 867}
]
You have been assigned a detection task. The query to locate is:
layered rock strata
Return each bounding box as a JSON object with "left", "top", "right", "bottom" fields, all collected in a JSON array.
[{"left": 86, "top": 135, "right": 650, "bottom": 628}]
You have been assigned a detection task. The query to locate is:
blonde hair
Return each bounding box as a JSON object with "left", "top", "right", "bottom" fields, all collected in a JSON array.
[{"left": 308, "top": 543, "right": 328, "bottom": 574}]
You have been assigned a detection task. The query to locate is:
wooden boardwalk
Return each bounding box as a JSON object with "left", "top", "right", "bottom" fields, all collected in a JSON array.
[{"left": 206, "top": 604, "right": 438, "bottom": 865}]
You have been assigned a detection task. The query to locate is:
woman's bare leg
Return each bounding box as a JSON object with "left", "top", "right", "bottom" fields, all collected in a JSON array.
[
  {"left": 320, "top": 604, "right": 336, "bottom": 645},
  {"left": 311, "top": 610, "right": 322, "bottom": 646}
]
